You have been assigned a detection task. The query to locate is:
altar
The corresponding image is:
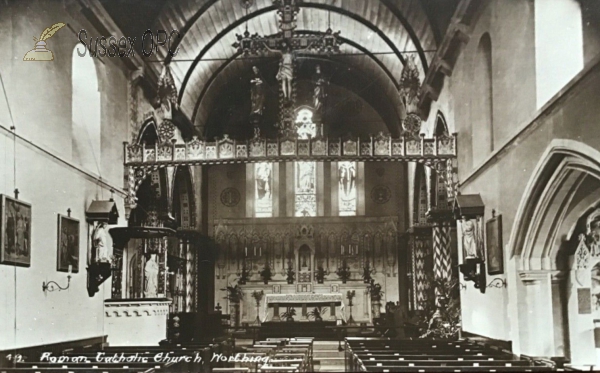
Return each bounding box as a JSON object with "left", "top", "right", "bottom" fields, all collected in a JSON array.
[{"left": 263, "top": 293, "right": 344, "bottom": 322}]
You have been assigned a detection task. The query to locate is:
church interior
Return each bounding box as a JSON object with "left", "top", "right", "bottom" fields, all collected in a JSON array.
[{"left": 1, "top": 0, "right": 600, "bottom": 372}]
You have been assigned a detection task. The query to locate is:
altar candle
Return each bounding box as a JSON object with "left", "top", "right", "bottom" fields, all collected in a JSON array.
[
  {"left": 254, "top": 247, "right": 256, "bottom": 256},
  {"left": 68, "top": 265, "right": 72, "bottom": 274},
  {"left": 259, "top": 247, "right": 262, "bottom": 256},
  {"left": 245, "top": 247, "right": 248, "bottom": 257}
]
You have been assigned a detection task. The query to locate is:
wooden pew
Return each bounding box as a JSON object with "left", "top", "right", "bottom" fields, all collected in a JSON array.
[
  {"left": 345, "top": 337, "right": 550, "bottom": 373},
  {"left": 0, "top": 369, "right": 157, "bottom": 373},
  {"left": 361, "top": 366, "right": 552, "bottom": 372}
]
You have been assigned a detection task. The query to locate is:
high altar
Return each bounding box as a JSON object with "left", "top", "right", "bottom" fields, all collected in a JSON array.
[{"left": 214, "top": 216, "right": 400, "bottom": 325}]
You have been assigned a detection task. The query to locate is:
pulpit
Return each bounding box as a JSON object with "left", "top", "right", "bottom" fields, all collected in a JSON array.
[{"left": 104, "top": 298, "right": 171, "bottom": 346}]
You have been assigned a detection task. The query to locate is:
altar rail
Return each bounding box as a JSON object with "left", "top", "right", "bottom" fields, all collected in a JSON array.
[{"left": 123, "top": 133, "right": 457, "bottom": 167}]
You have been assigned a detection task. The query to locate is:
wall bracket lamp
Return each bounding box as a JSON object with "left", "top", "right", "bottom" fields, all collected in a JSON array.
[
  {"left": 42, "top": 275, "right": 71, "bottom": 293},
  {"left": 486, "top": 278, "right": 507, "bottom": 289}
]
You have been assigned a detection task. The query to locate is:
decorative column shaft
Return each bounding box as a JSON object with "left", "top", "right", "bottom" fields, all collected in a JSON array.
[
  {"left": 185, "top": 239, "right": 194, "bottom": 312},
  {"left": 412, "top": 235, "right": 428, "bottom": 310},
  {"left": 428, "top": 209, "right": 455, "bottom": 306},
  {"left": 432, "top": 224, "right": 452, "bottom": 281},
  {"left": 111, "top": 248, "right": 123, "bottom": 299}
]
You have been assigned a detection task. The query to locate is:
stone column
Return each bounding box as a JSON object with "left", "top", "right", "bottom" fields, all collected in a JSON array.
[{"left": 518, "top": 270, "right": 567, "bottom": 358}]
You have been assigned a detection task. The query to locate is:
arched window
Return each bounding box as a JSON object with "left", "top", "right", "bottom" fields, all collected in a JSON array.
[
  {"left": 255, "top": 162, "right": 273, "bottom": 217},
  {"left": 472, "top": 33, "right": 493, "bottom": 165},
  {"left": 338, "top": 161, "right": 357, "bottom": 216},
  {"left": 535, "top": 0, "right": 583, "bottom": 108},
  {"left": 295, "top": 108, "right": 317, "bottom": 217},
  {"left": 71, "top": 47, "right": 101, "bottom": 173}
]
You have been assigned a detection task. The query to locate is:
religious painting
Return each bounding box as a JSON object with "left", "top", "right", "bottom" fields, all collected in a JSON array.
[
  {"left": 485, "top": 214, "right": 504, "bottom": 275},
  {"left": 338, "top": 161, "right": 357, "bottom": 216},
  {"left": 0, "top": 195, "right": 32, "bottom": 267},
  {"left": 255, "top": 162, "right": 273, "bottom": 217},
  {"left": 57, "top": 214, "right": 79, "bottom": 273},
  {"left": 295, "top": 161, "right": 316, "bottom": 217}
]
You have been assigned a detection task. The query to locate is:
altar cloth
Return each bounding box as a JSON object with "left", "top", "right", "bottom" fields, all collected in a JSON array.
[
  {"left": 262, "top": 293, "right": 345, "bottom": 322},
  {"left": 265, "top": 293, "right": 344, "bottom": 305}
]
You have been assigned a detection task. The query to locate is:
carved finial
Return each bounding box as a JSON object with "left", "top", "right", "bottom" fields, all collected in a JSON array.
[
  {"left": 14, "top": 188, "right": 19, "bottom": 200},
  {"left": 492, "top": 209, "right": 496, "bottom": 218},
  {"left": 67, "top": 208, "right": 71, "bottom": 217}
]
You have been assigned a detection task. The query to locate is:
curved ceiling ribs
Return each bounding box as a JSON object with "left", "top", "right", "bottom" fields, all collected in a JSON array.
[
  {"left": 151, "top": 0, "right": 438, "bottom": 134},
  {"left": 191, "top": 30, "right": 402, "bottom": 127}
]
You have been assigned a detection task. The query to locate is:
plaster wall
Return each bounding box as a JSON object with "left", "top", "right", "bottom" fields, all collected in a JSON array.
[
  {"left": 0, "top": 2, "right": 132, "bottom": 350},
  {"left": 456, "top": 40, "right": 600, "bottom": 351}
]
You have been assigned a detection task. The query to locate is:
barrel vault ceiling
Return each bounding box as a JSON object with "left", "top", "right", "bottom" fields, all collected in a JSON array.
[{"left": 103, "top": 0, "right": 459, "bottom": 136}]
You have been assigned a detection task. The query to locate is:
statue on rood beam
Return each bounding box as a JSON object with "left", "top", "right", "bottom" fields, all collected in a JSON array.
[
  {"left": 312, "top": 64, "right": 329, "bottom": 113},
  {"left": 250, "top": 66, "right": 265, "bottom": 116}
]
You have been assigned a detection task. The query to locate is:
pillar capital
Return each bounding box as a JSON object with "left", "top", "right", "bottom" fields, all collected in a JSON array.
[{"left": 426, "top": 208, "right": 455, "bottom": 225}]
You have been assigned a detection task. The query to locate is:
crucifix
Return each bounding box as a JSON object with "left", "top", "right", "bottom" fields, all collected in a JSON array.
[{"left": 233, "top": 0, "right": 341, "bottom": 136}]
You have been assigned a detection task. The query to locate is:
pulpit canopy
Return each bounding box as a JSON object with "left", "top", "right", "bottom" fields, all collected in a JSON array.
[
  {"left": 453, "top": 194, "right": 485, "bottom": 219},
  {"left": 86, "top": 200, "right": 119, "bottom": 224}
]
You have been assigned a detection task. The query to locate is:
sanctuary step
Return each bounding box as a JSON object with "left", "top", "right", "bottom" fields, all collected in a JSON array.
[{"left": 258, "top": 321, "right": 337, "bottom": 340}]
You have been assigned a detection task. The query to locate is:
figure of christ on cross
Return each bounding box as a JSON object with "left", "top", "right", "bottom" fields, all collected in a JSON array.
[{"left": 262, "top": 40, "right": 315, "bottom": 101}]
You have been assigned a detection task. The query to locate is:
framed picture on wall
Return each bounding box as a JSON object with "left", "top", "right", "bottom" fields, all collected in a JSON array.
[
  {"left": 486, "top": 213, "right": 504, "bottom": 275},
  {"left": 57, "top": 214, "right": 79, "bottom": 273},
  {"left": 0, "top": 195, "right": 32, "bottom": 267}
]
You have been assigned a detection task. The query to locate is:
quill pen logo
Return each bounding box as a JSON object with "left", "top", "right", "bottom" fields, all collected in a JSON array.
[{"left": 23, "top": 22, "right": 66, "bottom": 61}]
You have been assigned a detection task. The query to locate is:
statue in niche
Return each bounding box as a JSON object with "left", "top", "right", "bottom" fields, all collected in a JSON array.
[
  {"left": 250, "top": 66, "right": 265, "bottom": 116},
  {"left": 299, "top": 245, "right": 311, "bottom": 270},
  {"left": 92, "top": 222, "right": 109, "bottom": 263},
  {"left": 312, "top": 64, "right": 328, "bottom": 112},
  {"left": 144, "top": 253, "right": 159, "bottom": 298},
  {"left": 461, "top": 216, "right": 479, "bottom": 259}
]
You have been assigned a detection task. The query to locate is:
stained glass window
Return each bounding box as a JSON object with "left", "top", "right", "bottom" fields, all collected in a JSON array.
[
  {"left": 294, "top": 109, "right": 317, "bottom": 216},
  {"left": 295, "top": 161, "right": 316, "bottom": 216},
  {"left": 255, "top": 162, "right": 272, "bottom": 217},
  {"left": 295, "top": 108, "right": 317, "bottom": 139},
  {"left": 338, "top": 161, "right": 357, "bottom": 216}
]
